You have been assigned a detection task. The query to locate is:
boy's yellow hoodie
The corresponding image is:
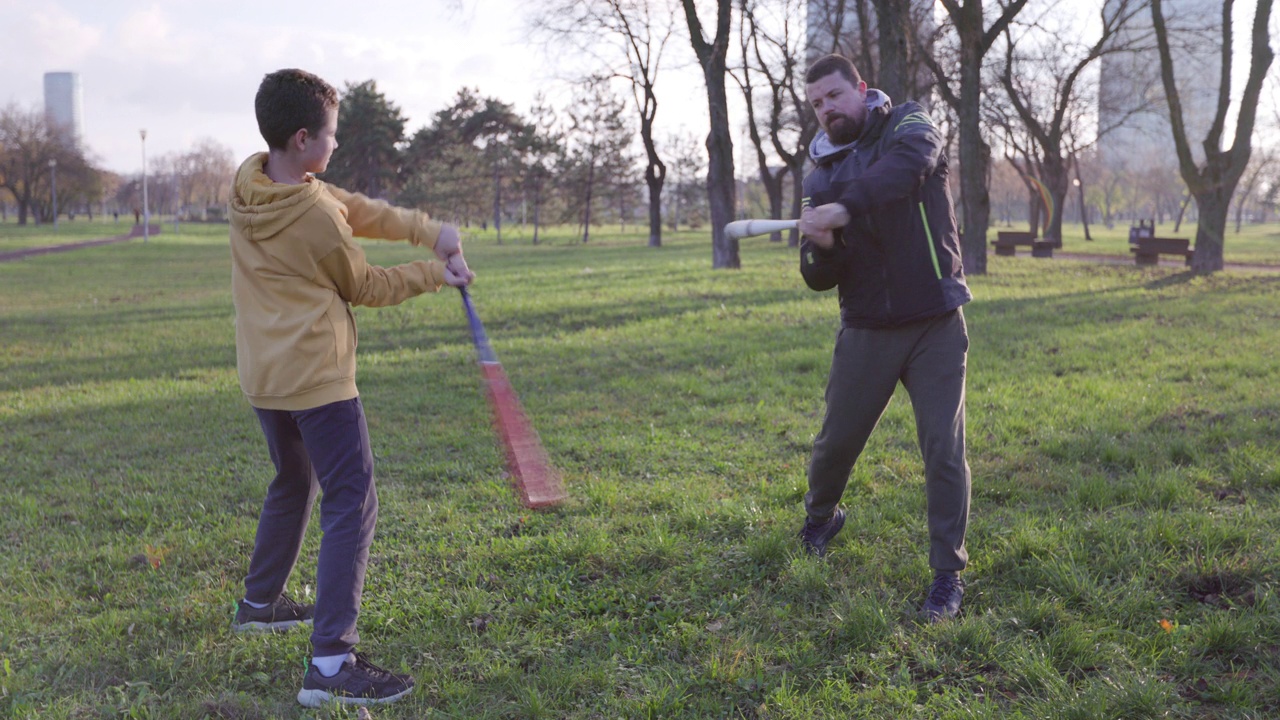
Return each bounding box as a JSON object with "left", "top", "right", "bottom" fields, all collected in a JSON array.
[{"left": 229, "top": 153, "right": 446, "bottom": 410}]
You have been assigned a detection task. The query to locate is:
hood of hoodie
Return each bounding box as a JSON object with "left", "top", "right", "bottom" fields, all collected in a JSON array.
[
  {"left": 229, "top": 152, "right": 326, "bottom": 242},
  {"left": 808, "top": 88, "right": 892, "bottom": 164}
]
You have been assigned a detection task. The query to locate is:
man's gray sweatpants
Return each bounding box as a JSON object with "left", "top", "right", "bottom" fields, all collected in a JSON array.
[{"left": 805, "top": 308, "right": 971, "bottom": 573}]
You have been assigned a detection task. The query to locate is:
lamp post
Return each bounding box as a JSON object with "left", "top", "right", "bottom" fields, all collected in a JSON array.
[
  {"left": 48, "top": 158, "right": 58, "bottom": 229},
  {"left": 140, "top": 129, "right": 149, "bottom": 243}
]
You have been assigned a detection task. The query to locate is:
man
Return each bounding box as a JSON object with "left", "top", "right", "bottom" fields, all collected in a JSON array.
[{"left": 796, "top": 54, "right": 973, "bottom": 622}]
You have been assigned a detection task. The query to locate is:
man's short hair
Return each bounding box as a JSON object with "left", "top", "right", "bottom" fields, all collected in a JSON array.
[
  {"left": 805, "top": 54, "right": 863, "bottom": 87},
  {"left": 255, "top": 69, "right": 339, "bottom": 151}
]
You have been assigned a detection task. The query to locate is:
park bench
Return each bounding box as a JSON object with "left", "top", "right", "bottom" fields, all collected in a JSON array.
[
  {"left": 1130, "top": 236, "right": 1194, "bottom": 266},
  {"left": 992, "top": 230, "right": 1054, "bottom": 258}
]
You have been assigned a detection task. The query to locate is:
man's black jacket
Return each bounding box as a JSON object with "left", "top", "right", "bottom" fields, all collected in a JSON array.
[{"left": 800, "top": 92, "right": 971, "bottom": 329}]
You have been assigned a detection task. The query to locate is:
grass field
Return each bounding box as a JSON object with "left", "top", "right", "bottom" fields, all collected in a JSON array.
[{"left": 2, "top": 222, "right": 1279, "bottom": 719}]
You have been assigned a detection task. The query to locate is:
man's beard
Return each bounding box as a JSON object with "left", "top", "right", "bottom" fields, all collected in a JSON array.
[{"left": 826, "top": 113, "right": 861, "bottom": 145}]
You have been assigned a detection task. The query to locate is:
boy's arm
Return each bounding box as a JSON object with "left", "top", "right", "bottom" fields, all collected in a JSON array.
[
  {"left": 327, "top": 184, "right": 444, "bottom": 254},
  {"left": 318, "top": 224, "right": 447, "bottom": 308}
]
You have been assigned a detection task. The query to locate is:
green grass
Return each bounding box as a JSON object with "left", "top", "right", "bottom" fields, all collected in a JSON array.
[{"left": 2, "top": 222, "right": 1280, "bottom": 718}]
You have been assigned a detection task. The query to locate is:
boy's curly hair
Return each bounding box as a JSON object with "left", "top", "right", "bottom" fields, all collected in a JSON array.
[{"left": 254, "top": 69, "right": 339, "bottom": 151}]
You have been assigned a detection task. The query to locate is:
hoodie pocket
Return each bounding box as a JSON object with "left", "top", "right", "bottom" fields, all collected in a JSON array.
[{"left": 325, "top": 297, "right": 358, "bottom": 377}]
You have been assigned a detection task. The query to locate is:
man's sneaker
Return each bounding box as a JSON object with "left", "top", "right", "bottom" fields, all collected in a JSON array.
[
  {"left": 920, "top": 573, "right": 965, "bottom": 622},
  {"left": 231, "top": 594, "right": 314, "bottom": 633},
  {"left": 297, "top": 653, "right": 414, "bottom": 708},
  {"left": 799, "top": 508, "right": 846, "bottom": 557}
]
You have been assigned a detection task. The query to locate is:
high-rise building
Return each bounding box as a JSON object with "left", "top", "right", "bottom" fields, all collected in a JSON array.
[
  {"left": 43, "top": 71, "right": 84, "bottom": 146},
  {"left": 1097, "top": 0, "right": 1221, "bottom": 172}
]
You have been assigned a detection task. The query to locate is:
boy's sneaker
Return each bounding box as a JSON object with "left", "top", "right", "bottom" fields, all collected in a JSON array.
[
  {"left": 920, "top": 573, "right": 965, "bottom": 622},
  {"left": 799, "top": 508, "right": 846, "bottom": 557},
  {"left": 231, "top": 594, "right": 314, "bottom": 633},
  {"left": 297, "top": 653, "right": 414, "bottom": 708}
]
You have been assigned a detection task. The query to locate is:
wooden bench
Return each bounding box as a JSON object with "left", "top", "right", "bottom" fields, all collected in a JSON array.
[
  {"left": 1130, "top": 236, "right": 1194, "bottom": 266},
  {"left": 992, "top": 230, "right": 1053, "bottom": 258}
]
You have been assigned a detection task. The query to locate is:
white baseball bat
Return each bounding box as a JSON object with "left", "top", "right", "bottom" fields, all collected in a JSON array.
[{"left": 723, "top": 218, "right": 799, "bottom": 240}]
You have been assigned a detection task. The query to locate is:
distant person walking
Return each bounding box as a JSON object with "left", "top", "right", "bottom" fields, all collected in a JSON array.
[
  {"left": 133, "top": 207, "right": 140, "bottom": 224},
  {"left": 795, "top": 54, "right": 973, "bottom": 622},
  {"left": 227, "top": 68, "right": 475, "bottom": 708}
]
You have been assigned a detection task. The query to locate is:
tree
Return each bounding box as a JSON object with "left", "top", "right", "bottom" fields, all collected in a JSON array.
[
  {"left": 324, "top": 80, "right": 407, "bottom": 199},
  {"left": 400, "top": 88, "right": 525, "bottom": 233},
  {"left": 517, "top": 96, "right": 564, "bottom": 245},
  {"left": 917, "top": 0, "right": 1030, "bottom": 275},
  {"left": 562, "top": 77, "right": 636, "bottom": 244},
  {"left": 664, "top": 130, "right": 709, "bottom": 230},
  {"left": 997, "top": 0, "right": 1149, "bottom": 247},
  {"left": 531, "top": 0, "right": 675, "bottom": 248},
  {"left": 0, "top": 104, "right": 92, "bottom": 225},
  {"left": 1152, "top": 0, "right": 1275, "bottom": 272},
  {"left": 172, "top": 138, "right": 234, "bottom": 218},
  {"left": 1233, "top": 146, "right": 1277, "bottom": 232},
  {"left": 738, "top": 0, "right": 823, "bottom": 246},
  {"left": 736, "top": 0, "right": 789, "bottom": 243},
  {"left": 681, "top": 0, "right": 739, "bottom": 268}
]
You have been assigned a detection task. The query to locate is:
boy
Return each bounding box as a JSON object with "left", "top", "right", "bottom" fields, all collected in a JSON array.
[{"left": 228, "top": 68, "right": 474, "bottom": 707}]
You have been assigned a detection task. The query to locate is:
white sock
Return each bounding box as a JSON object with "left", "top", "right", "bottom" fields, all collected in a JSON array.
[
  {"left": 312, "top": 652, "right": 355, "bottom": 677},
  {"left": 242, "top": 598, "right": 269, "bottom": 609}
]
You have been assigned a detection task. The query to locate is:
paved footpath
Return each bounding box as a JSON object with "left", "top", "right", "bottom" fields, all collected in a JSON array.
[
  {"left": 0, "top": 224, "right": 160, "bottom": 262},
  {"left": 1050, "top": 250, "right": 1280, "bottom": 273}
]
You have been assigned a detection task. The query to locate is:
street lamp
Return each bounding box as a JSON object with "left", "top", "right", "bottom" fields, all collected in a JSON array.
[
  {"left": 48, "top": 158, "right": 58, "bottom": 229},
  {"left": 140, "top": 129, "right": 149, "bottom": 243}
]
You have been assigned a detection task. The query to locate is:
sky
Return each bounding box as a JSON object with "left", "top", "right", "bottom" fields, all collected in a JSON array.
[
  {"left": 1, "top": 0, "right": 1272, "bottom": 176},
  {"left": 0, "top": 0, "right": 713, "bottom": 174}
]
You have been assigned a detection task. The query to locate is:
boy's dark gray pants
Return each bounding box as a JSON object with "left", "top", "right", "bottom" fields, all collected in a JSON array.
[
  {"left": 246, "top": 397, "right": 377, "bottom": 658},
  {"left": 805, "top": 308, "right": 971, "bottom": 573}
]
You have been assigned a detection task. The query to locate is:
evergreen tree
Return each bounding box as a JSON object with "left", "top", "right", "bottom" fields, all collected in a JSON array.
[{"left": 323, "top": 80, "right": 406, "bottom": 199}]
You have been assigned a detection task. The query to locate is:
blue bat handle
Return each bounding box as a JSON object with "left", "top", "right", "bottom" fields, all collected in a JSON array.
[{"left": 459, "top": 286, "right": 499, "bottom": 364}]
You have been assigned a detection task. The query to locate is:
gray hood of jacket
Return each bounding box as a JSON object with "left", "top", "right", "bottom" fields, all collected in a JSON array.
[{"left": 808, "top": 89, "right": 891, "bottom": 163}]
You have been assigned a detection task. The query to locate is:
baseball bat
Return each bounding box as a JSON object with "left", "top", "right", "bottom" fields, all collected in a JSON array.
[
  {"left": 723, "top": 218, "right": 799, "bottom": 240},
  {"left": 459, "top": 287, "right": 566, "bottom": 509}
]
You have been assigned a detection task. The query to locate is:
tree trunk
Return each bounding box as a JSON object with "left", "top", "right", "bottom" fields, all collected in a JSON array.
[
  {"left": 765, "top": 171, "right": 785, "bottom": 242},
  {"left": 1042, "top": 158, "right": 1069, "bottom": 247},
  {"left": 957, "top": 54, "right": 990, "bottom": 275},
  {"left": 1190, "top": 190, "right": 1231, "bottom": 273},
  {"left": 872, "top": 0, "right": 909, "bottom": 102},
  {"left": 493, "top": 163, "right": 503, "bottom": 245},
  {"left": 582, "top": 161, "right": 595, "bottom": 244},
  {"left": 641, "top": 109, "right": 665, "bottom": 248},
  {"left": 647, "top": 166, "right": 664, "bottom": 247},
  {"left": 1173, "top": 194, "right": 1191, "bottom": 232},
  {"left": 682, "top": 0, "right": 739, "bottom": 269},
  {"left": 532, "top": 179, "right": 543, "bottom": 245},
  {"left": 788, "top": 160, "right": 805, "bottom": 247}
]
